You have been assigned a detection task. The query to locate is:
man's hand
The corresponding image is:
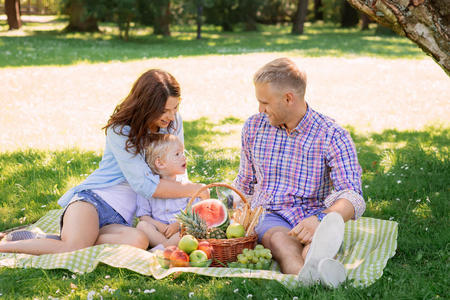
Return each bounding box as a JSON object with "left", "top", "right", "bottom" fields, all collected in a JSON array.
[
  {"left": 288, "top": 215, "right": 320, "bottom": 245},
  {"left": 164, "top": 222, "right": 180, "bottom": 238}
]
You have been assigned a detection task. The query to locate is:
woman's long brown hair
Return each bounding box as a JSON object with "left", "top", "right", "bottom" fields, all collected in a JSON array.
[{"left": 103, "top": 69, "right": 181, "bottom": 155}]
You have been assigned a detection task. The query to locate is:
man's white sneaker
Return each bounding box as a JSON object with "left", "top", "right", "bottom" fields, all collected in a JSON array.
[
  {"left": 318, "top": 258, "right": 346, "bottom": 288},
  {"left": 297, "top": 212, "right": 345, "bottom": 286}
]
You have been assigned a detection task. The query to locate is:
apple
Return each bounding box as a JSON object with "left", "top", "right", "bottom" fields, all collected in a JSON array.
[
  {"left": 178, "top": 235, "right": 199, "bottom": 254},
  {"left": 189, "top": 250, "right": 209, "bottom": 267},
  {"left": 163, "top": 245, "right": 178, "bottom": 259},
  {"left": 169, "top": 249, "right": 190, "bottom": 267},
  {"left": 226, "top": 223, "right": 245, "bottom": 239},
  {"left": 197, "top": 241, "right": 213, "bottom": 259}
]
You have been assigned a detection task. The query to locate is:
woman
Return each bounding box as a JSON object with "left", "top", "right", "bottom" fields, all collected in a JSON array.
[{"left": 0, "top": 69, "right": 209, "bottom": 254}]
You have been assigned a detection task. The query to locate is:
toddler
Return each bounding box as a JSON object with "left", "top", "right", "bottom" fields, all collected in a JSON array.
[{"left": 136, "top": 134, "right": 197, "bottom": 249}]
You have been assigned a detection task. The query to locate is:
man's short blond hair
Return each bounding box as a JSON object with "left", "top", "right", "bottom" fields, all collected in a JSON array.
[
  {"left": 145, "top": 134, "right": 181, "bottom": 175},
  {"left": 253, "top": 57, "right": 307, "bottom": 98}
]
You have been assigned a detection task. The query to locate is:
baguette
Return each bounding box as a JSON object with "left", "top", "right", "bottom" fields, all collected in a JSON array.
[{"left": 246, "top": 206, "right": 264, "bottom": 236}]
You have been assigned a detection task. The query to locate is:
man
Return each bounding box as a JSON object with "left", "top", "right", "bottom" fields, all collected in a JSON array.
[{"left": 233, "top": 58, "right": 365, "bottom": 287}]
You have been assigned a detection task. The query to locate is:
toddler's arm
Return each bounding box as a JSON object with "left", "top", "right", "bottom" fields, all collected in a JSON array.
[{"left": 139, "top": 215, "right": 168, "bottom": 233}]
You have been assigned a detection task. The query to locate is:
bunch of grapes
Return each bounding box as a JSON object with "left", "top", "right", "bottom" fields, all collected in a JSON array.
[{"left": 228, "top": 245, "right": 273, "bottom": 270}]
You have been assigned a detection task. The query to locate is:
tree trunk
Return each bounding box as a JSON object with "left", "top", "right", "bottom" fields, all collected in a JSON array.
[
  {"left": 314, "top": 0, "right": 323, "bottom": 21},
  {"left": 154, "top": 1, "right": 171, "bottom": 36},
  {"left": 346, "top": 0, "right": 450, "bottom": 75},
  {"left": 292, "top": 0, "right": 309, "bottom": 35},
  {"left": 361, "top": 13, "right": 370, "bottom": 30},
  {"left": 196, "top": 1, "right": 203, "bottom": 39},
  {"left": 341, "top": 0, "right": 359, "bottom": 27},
  {"left": 65, "top": 0, "right": 99, "bottom": 32},
  {"left": 5, "top": 0, "right": 22, "bottom": 30}
]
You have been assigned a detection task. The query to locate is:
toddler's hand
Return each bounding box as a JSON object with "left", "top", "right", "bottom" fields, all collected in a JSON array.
[
  {"left": 195, "top": 183, "right": 210, "bottom": 200},
  {"left": 164, "top": 222, "right": 180, "bottom": 238}
]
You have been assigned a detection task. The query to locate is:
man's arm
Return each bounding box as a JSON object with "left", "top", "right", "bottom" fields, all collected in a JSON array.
[
  {"left": 325, "top": 129, "right": 366, "bottom": 219},
  {"left": 288, "top": 129, "right": 365, "bottom": 244}
]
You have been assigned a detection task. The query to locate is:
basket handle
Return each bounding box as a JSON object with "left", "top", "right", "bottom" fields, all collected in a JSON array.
[{"left": 187, "top": 183, "right": 248, "bottom": 208}]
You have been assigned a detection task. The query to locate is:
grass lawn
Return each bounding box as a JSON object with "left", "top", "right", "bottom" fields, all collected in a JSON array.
[
  {"left": 0, "top": 17, "right": 449, "bottom": 299},
  {"left": 0, "top": 120, "right": 448, "bottom": 299},
  {"left": 0, "top": 17, "right": 427, "bottom": 68}
]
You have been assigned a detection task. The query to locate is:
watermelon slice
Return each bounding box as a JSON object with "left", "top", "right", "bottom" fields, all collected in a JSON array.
[{"left": 192, "top": 199, "right": 229, "bottom": 228}]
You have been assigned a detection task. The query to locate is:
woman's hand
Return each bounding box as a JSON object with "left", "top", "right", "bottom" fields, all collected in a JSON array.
[
  {"left": 288, "top": 215, "right": 320, "bottom": 245},
  {"left": 164, "top": 222, "right": 180, "bottom": 238}
]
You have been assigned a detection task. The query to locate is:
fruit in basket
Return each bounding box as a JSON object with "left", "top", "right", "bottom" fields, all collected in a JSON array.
[
  {"left": 176, "top": 209, "right": 208, "bottom": 239},
  {"left": 192, "top": 199, "right": 230, "bottom": 230},
  {"left": 189, "top": 250, "right": 209, "bottom": 267},
  {"left": 163, "top": 245, "right": 178, "bottom": 259},
  {"left": 178, "top": 235, "right": 198, "bottom": 254},
  {"left": 226, "top": 223, "right": 245, "bottom": 239},
  {"left": 206, "top": 227, "right": 227, "bottom": 239},
  {"left": 197, "top": 241, "right": 213, "bottom": 259},
  {"left": 169, "top": 249, "right": 190, "bottom": 267}
]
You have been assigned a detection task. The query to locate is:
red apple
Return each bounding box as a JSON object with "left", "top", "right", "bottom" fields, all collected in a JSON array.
[
  {"left": 163, "top": 245, "right": 178, "bottom": 260},
  {"left": 197, "top": 241, "right": 213, "bottom": 259},
  {"left": 170, "top": 249, "right": 190, "bottom": 267}
]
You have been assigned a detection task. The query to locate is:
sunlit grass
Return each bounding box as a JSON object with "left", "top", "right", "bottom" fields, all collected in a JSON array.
[{"left": 0, "top": 20, "right": 426, "bottom": 67}]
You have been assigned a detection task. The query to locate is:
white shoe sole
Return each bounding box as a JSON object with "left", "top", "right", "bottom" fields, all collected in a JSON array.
[
  {"left": 297, "top": 212, "right": 345, "bottom": 285},
  {"left": 318, "top": 258, "right": 346, "bottom": 288}
]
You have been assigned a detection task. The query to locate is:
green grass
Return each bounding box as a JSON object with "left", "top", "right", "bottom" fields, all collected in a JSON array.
[
  {"left": 0, "top": 20, "right": 426, "bottom": 67},
  {"left": 1, "top": 118, "right": 448, "bottom": 299}
]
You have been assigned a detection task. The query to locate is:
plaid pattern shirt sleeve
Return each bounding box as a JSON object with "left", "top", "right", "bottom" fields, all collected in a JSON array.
[{"left": 325, "top": 129, "right": 365, "bottom": 219}]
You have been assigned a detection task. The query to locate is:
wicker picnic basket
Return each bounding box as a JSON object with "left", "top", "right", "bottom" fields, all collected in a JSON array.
[{"left": 181, "top": 183, "right": 257, "bottom": 267}]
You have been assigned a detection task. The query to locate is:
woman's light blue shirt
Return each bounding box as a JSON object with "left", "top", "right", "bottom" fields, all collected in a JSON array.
[{"left": 57, "top": 113, "right": 184, "bottom": 208}]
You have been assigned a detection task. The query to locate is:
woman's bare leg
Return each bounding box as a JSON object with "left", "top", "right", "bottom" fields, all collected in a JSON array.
[
  {"left": 97, "top": 224, "right": 149, "bottom": 249},
  {"left": 0, "top": 201, "right": 99, "bottom": 255}
]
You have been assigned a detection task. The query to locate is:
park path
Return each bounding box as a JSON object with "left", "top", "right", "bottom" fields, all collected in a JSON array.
[{"left": 1, "top": 54, "right": 448, "bottom": 151}]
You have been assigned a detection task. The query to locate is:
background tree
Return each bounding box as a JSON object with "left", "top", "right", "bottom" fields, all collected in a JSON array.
[
  {"left": 340, "top": 0, "right": 359, "bottom": 27},
  {"left": 153, "top": 0, "right": 171, "bottom": 36},
  {"left": 110, "top": 0, "right": 139, "bottom": 40},
  {"left": 62, "top": 0, "right": 100, "bottom": 32},
  {"left": 313, "top": 0, "right": 323, "bottom": 21},
  {"left": 346, "top": 0, "right": 449, "bottom": 75},
  {"left": 5, "top": 0, "right": 22, "bottom": 30},
  {"left": 291, "top": 0, "right": 309, "bottom": 34},
  {"left": 204, "top": 0, "right": 238, "bottom": 32}
]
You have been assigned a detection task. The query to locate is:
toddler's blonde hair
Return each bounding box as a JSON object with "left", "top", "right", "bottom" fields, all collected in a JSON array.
[{"left": 145, "top": 134, "right": 182, "bottom": 175}]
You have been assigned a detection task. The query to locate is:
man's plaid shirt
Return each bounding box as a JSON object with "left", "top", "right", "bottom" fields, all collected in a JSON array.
[{"left": 233, "top": 105, "right": 365, "bottom": 226}]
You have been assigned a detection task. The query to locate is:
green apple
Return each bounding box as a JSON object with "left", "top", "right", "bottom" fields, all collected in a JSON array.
[
  {"left": 178, "top": 235, "right": 199, "bottom": 254},
  {"left": 189, "top": 250, "right": 209, "bottom": 267},
  {"left": 226, "top": 223, "right": 245, "bottom": 239}
]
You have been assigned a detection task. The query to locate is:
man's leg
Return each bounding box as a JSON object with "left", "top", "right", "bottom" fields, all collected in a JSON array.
[{"left": 261, "top": 226, "right": 305, "bottom": 274}]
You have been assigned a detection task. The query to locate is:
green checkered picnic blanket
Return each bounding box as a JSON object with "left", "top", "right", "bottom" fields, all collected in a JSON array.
[{"left": 0, "top": 209, "right": 397, "bottom": 288}]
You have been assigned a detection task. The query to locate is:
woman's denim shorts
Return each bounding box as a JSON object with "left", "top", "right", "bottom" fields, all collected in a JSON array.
[{"left": 60, "top": 190, "right": 129, "bottom": 231}]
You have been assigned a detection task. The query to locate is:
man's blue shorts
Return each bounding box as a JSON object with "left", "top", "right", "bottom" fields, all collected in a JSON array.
[{"left": 255, "top": 212, "right": 293, "bottom": 243}]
